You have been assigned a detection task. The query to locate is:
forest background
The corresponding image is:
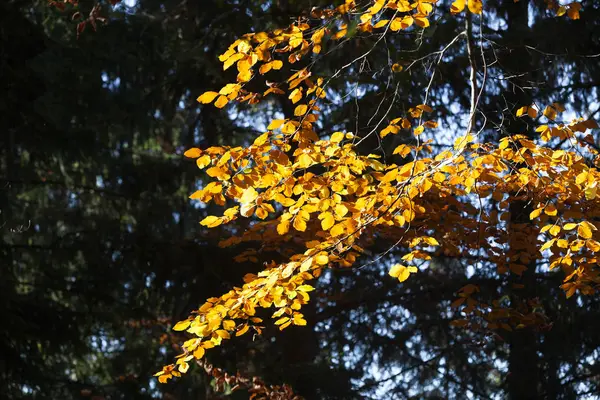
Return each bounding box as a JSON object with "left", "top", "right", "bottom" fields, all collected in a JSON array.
[{"left": 2, "top": 0, "right": 600, "bottom": 399}]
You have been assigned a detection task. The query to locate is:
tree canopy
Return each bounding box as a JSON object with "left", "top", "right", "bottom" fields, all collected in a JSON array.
[{"left": 152, "top": 0, "right": 600, "bottom": 398}]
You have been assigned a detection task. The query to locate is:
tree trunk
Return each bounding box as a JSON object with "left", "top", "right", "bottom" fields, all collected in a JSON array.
[{"left": 503, "top": 1, "right": 540, "bottom": 398}]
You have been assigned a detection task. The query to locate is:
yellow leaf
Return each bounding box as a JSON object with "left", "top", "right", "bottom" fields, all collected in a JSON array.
[
  {"left": 196, "top": 155, "right": 211, "bottom": 169},
  {"left": 223, "top": 53, "right": 244, "bottom": 70},
  {"left": 388, "top": 264, "right": 404, "bottom": 278},
  {"left": 197, "top": 91, "right": 219, "bottom": 104},
  {"left": 563, "top": 223, "right": 578, "bottom": 231},
  {"left": 390, "top": 18, "right": 403, "bottom": 31},
  {"left": 450, "top": 0, "right": 466, "bottom": 13},
  {"left": 424, "top": 237, "right": 440, "bottom": 246},
  {"left": 297, "top": 153, "right": 313, "bottom": 168},
  {"left": 549, "top": 225, "right": 561, "bottom": 236},
  {"left": 373, "top": 19, "right": 390, "bottom": 29},
  {"left": 222, "top": 320, "right": 235, "bottom": 331},
  {"left": 253, "top": 132, "right": 269, "bottom": 146},
  {"left": 178, "top": 362, "right": 189, "bottom": 373},
  {"left": 529, "top": 208, "right": 543, "bottom": 220},
  {"left": 414, "top": 16, "right": 429, "bottom": 28},
  {"left": 272, "top": 60, "right": 283, "bottom": 70},
  {"left": 576, "top": 171, "right": 588, "bottom": 185},
  {"left": 289, "top": 88, "right": 303, "bottom": 104},
  {"left": 540, "top": 239, "right": 555, "bottom": 251},
  {"left": 330, "top": 131, "right": 345, "bottom": 143},
  {"left": 219, "top": 83, "right": 240, "bottom": 96},
  {"left": 293, "top": 315, "right": 307, "bottom": 326},
  {"left": 467, "top": 0, "right": 482, "bottom": 14},
  {"left": 277, "top": 219, "right": 290, "bottom": 235},
  {"left": 267, "top": 119, "right": 286, "bottom": 130},
  {"left": 334, "top": 204, "right": 348, "bottom": 218},
  {"left": 215, "top": 329, "right": 231, "bottom": 339},
  {"left": 297, "top": 284, "right": 315, "bottom": 292},
  {"left": 200, "top": 215, "right": 223, "bottom": 228},
  {"left": 259, "top": 63, "right": 272, "bottom": 75},
  {"left": 330, "top": 223, "right": 345, "bottom": 237},
  {"left": 454, "top": 134, "right": 473, "bottom": 151},
  {"left": 389, "top": 264, "right": 415, "bottom": 282},
  {"left": 192, "top": 347, "right": 205, "bottom": 359},
  {"left": 240, "top": 187, "right": 259, "bottom": 204},
  {"left": 417, "top": 104, "right": 433, "bottom": 113},
  {"left": 414, "top": 125, "right": 425, "bottom": 136},
  {"left": 214, "top": 95, "right": 229, "bottom": 109},
  {"left": 380, "top": 169, "right": 398, "bottom": 183},
  {"left": 544, "top": 204, "right": 557, "bottom": 216},
  {"left": 293, "top": 216, "right": 307, "bottom": 232},
  {"left": 578, "top": 221, "right": 596, "bottom": 239},
  {"left": 543, "top": 105, "right": 557, "bottom": 120},
  {"left": 391, "top": 63, "right": 403, "bottom": 73},
  {"left": 173, "top": 320, "right": 191, "bottom": 331},
  {"left": 319, "top": 212, "right": 335, "bottom": 230},
  {"left": 294, "top": 104, "right": 308, "bottom": 116},
  {"left": 586, "top": 239, "right": 600, "bottom": 252},
  {"left": 236, "top": 324, "right": 250, "bottom": 337},
  {"left": 237, "top": 69, "right": 252, "bottom": 82},
  {"left": 315, "top": 254, "right": 329, "bottom": 265},
  {"left": 393, "top": 144, "right": 411, "bottom": 158},
  {"left": 184, "top": 148, "right": 202, "bottom": 158},
  {"left": 401, "top": 16, "right": 414, "bottom": 29}
]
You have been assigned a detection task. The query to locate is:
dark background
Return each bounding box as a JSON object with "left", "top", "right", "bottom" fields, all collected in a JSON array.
[{"left": 2, "top": 0, "right": 600, "bottom": 399}]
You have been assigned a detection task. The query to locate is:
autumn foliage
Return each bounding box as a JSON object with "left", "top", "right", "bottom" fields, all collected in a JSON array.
[{"left": 152, "top": 0, "right": 595, "bottom": 391}]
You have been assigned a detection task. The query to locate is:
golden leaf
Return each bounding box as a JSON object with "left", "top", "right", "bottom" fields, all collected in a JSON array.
[
  {"left": 214, "top": 95, "right": 229, "bottom": 109},
  {"left": 373, "top": 19, "right": 389, "bottom": 29},
  {"left": 330, "top": 223, "right": 345, "bottom": 237},
  {"left": 277, "top": 219, "right": 290, "bottom": 235},
  {"left": 197, "top": 91, "right": 219, "bottom": 104},
  {"left": 289, "top": 88, "right": 303, "bottom": 104},
  {"left": 294, "top": 104, "right": 308, "bottom": 116},
  {"left": 178, "top": 362, "right": 189, "bottom": 373},
  {"left": 220, "top": 320, "right": 234, "bottom": 331},
  {"left": 196, "top": 155, "right": 211, "bottom": 169},
  {"left": 414, "top": 16, "right": 429, "bottom": 28},
  {"left": 293, "top": 216, "right": 307, "bottom": 232},
  {"left": 237, "top": 69, "right": 252, "bottom": 82},
  {"left": 330, "top": 131, "right": 345, "bottom": 143},
  {"left": 240, "top": 187, "right": 259, "bottom": 204},
  {"left": 516, "top": 105, "right": 537, "bottom": 118},
  {"left": 315, "top": 254, "right": 329, "bottom": 265},
  {"left": 193, "top": 347, "right": 205, "bottom": 359},
  {"left": 253, "top": 132, "right": 269, "bottom": 146},
  {"left": 236, "top": 324, "right": 250, "bottom": 337},
  {"left": 319, "top": 211, "right": 335, "bottom": 231},
  {"left": 200, "top": 215, "right": 223, "bottom": 228},
  {"left": 467, "top": 0, "right": 482, "bottom": 14},
  {"left": 451, "top": 0, "right": 466, "bottom": 13},
  {"left": 578, "top": 221, "right": 596, "bottom": 239},
  {"left": 543, "top": 105, "right": 558, "bottom": 120},
  {"left": 529, "top": 208, "right": 543, "bottom": 220},
  {"left": 391, "top": 63, "right": 403, "bottom": 73},
  {"left": 173, "top": 320, "right": 191, "bottom": 331},
  {"left": 389, "top": 264, "right": 417, "bottom": 282},
  {"left": 267, "top": 119, "right": 286, "bottom": 130},
  {"left": 184, "top": 148, "right": 202, "bottom": 158}
]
